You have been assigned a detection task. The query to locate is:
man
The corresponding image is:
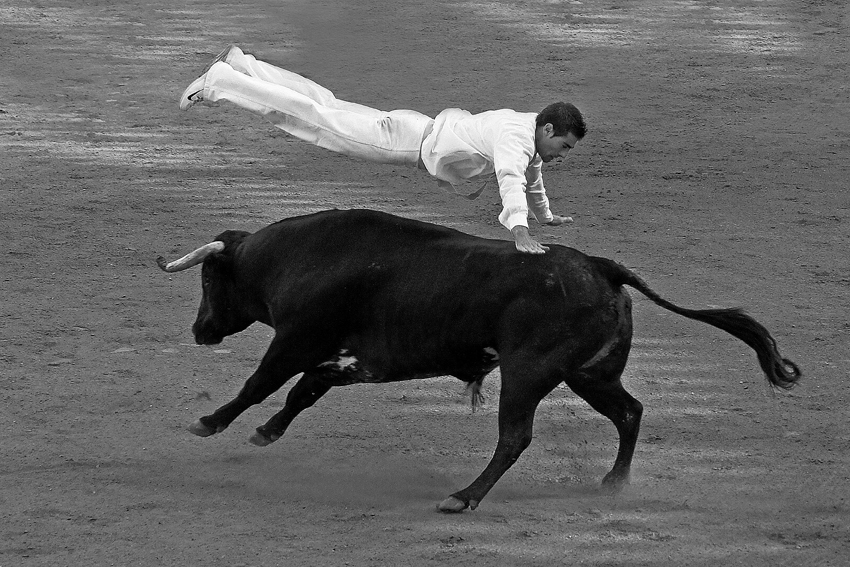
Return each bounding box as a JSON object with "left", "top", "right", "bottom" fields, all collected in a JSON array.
[{"left": 179, "top": 45, "right": 586, "bottom": 253}]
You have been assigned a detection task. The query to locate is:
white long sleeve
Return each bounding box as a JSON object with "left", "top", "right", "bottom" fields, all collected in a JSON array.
[{"left": 420, "top": 108, "right": 554, "bottom": 230}]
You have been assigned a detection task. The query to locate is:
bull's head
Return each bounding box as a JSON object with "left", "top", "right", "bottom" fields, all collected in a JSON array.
[{"left": 157, "top": 230, "right": 253, "bottom": 345}]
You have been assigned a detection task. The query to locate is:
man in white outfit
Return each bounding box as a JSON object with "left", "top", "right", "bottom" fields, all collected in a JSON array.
[{"left": 179, "top": 45, "right": 586, "bottom": 254}]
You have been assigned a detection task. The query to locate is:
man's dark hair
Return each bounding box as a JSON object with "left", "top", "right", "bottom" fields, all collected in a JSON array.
[{"left": 536, "top": 102, "right": 587, "bottom": 139}]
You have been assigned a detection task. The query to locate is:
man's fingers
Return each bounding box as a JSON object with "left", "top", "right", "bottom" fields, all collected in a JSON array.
[
  {"left": 512, "top": 225, "right": 549, "bottom": 254},
  {"left": 548, "top": 215, "right": 574, "bottom": 226},
  {"left": 516, "top": 241, "right": 548, "bottom": 254}
]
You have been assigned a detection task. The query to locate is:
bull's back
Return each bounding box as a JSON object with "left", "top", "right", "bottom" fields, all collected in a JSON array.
[
  {"left": 250, "top": 209, "right": 621, "bottom": 314},
  {"left": 244, "top": 210, "right": 624, "bottom": 372}
]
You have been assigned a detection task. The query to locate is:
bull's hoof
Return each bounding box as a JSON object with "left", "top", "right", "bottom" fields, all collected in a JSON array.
[
  {"left": 600, "top": 472, "right": 629, "bottom": 493},
  {"left": 187, "top": 420, "right": 217, "bottom": 437},
  {"left": 437, "top": 496, "right": 469, "bottom": 513},
  {"left": 248, "top": 430, "right": 277, "bottom": 447}
]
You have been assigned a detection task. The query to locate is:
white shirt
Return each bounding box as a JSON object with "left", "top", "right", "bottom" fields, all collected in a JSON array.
[{"left": 420, "top": 108, "right": 554, "bottom": 231}]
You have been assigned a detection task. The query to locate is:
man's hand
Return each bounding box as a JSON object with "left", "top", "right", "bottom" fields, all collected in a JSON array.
[
  {"left": 546, "top": 215, "right": 573, "bottom": 226},
  {"left": 511, "top": 225, "right": 549, "bottom": 254}
]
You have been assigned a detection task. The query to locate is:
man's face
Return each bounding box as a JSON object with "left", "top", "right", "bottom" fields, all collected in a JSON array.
[{"left": 535, "top": 123, "right": 579, "bottom": 163}]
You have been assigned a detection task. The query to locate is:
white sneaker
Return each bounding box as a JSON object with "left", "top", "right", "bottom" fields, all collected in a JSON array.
[
  {"left": 207, "top": 44, "right": 237, "bottom": 70},
  {"left": 178, "top": 74, "right": 206, "bottom": 110},
  {"left": 178, "top": 45, "right": 237, "bottom": 110}
]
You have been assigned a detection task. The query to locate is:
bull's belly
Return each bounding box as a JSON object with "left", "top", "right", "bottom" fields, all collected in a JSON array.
[{"left": 315, "top": 347, "right": 499, "bottom": 385}]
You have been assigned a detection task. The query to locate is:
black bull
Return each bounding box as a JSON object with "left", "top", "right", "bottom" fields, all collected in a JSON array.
[{"left": 157, "top": 209, "right": 800, "bottom": 512}]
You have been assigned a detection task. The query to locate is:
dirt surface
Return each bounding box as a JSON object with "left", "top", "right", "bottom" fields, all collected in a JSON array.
[{"left": 2, "top": 0, "right": 848, "bottom": 565}]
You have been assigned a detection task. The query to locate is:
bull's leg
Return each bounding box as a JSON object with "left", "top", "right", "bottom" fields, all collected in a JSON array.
[
  {"left": 563, "top": 289, "right": 641, "bottom": 489},
  {"left": 439, "top": 365, "right": 560, "bottom": 513},
  {"left": 249, "top": 371, "right": 332, "bottom": 446},
  {"left": 566, "top": 373, "right": 643, "bottom": 489},
  {"left": 189, "top": 337, "right": 311, "bottom": 437}
]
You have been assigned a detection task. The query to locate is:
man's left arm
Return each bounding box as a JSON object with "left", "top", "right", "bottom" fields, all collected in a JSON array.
[{"left": 525, "top": 159, "right": 573, "bottom": 226}]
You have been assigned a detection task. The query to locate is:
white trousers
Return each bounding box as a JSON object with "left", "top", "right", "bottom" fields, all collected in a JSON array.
[{"left": 202, "top": 48, "right": 434, "bottom": 168}]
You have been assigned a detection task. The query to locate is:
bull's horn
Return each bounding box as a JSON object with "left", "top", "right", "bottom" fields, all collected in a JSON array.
[{"left": 156, "top": 241, "right": 225, "bottom": 272}]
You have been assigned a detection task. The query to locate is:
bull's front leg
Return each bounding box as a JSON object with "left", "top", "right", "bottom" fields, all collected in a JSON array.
[
  {"left": 189, "top": 337, "right": 308, "bottom": 437},
  {"left": 249, "top": 370, "right": 333, "bottom": 446}
]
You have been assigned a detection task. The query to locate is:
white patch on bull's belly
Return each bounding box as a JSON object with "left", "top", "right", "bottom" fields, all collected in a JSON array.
[
  {"left": 317, "top": 349, "right": 382, "bottom": 383},
  {"left": 484, "top": 347, "right": 500, "bottom": 362},
  {"left": 318, "top": 349, "right": 361, "bottom": 372},
  {"left": 320, "top": 355, "right": 359, "bottom": 371}
]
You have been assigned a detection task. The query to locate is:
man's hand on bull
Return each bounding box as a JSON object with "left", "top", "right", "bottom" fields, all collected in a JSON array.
[{"left": 511, "top": 225, "right": 549, "bottom": 254}]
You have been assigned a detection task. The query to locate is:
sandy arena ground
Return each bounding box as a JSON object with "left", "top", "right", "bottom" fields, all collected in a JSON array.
[{"left": 1, "top": 0, "right": 848, "bottom": 565}]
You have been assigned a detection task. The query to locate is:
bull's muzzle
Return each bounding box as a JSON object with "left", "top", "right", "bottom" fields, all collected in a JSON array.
[{"left": 192, "top": 321, "right": 225, "bottom": 345}]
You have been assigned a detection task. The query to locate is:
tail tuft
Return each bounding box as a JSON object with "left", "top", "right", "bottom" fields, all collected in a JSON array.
[{"left": 766, "top": 350, "right": 802, "bottom": 391}]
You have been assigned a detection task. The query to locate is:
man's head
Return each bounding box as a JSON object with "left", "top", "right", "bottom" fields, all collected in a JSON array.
[{"left": 534, "top": 102, "right": 586, "bottom": 163}]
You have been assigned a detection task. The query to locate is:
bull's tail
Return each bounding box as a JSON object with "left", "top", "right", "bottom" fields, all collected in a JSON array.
[{"left": 592, "top": 257, "right": 801, "bottom": 390}]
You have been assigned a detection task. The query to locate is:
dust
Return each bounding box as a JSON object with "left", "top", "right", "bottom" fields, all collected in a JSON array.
[{"left": 201, "top": 447, "right": 457, "bottom": 509}]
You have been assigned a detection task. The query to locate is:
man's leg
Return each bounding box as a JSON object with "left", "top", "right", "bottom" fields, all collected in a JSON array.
[
  {"left": 224, "top": 47, "right": 382, "bottom": 118},
  {"left": 196, "top": 61, "right": 432, "bottom": 167}
]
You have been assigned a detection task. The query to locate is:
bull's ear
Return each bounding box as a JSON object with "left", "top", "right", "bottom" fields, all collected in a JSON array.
[{"left": 213, "top": 230, "right": 252, "bottom": 249}]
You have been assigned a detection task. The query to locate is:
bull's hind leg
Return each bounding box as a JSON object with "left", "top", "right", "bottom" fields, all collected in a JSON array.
[
  {"left": 564, "top": 289, "right": 643, "bottom": 490},
  {"left": 189, "top": 335, "right": 313, "bottom": 437},
  {"left": 566, "top": 368, "right": 643, "bottom": 490},
  {"left": 249, "top": 370, "right": 332, "bottom": 446},
  {"left": 439, "top": 362, "right": 562, "bottom": 512}
]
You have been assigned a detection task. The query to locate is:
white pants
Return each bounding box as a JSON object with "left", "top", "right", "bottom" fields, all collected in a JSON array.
[{"left": 202, "top": 48, "right": 434, "bottom": 168}]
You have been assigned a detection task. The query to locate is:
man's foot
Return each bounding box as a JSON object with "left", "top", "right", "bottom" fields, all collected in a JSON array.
[
  {"left": 178, "top": 45, "right": 237, "bottom": 110},
  {"left": 179, "top": 74, "right": 206, "bottom": 110},
  {"left": 204, "top": 44, "right": 237, "bottom": 73}
]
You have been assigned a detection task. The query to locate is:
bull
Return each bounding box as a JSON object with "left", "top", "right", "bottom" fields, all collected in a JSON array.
[{"left": 157, "top": 208, "right": 800, "bottom": 512}]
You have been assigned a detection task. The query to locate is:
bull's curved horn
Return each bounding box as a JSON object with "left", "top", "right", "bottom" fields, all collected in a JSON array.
[{"left": 156, "top": 241, "right": 225, "bottom": 273}]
